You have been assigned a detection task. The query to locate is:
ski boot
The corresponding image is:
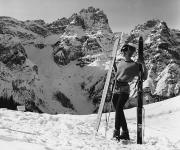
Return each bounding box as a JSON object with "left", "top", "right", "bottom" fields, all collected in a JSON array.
[
  {"left": 119, "top": 130, "right": 130, "bottom": 140},
  {"left": 112, "top": 129, "right": 120, "bottom": 141}
]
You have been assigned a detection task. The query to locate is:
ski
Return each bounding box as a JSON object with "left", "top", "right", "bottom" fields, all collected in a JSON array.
[
  {"left": 94, "top": 35, "right": 121, "bottom": 134},
  {"left": 137, "top": 36, "right": 144, "bottom": 144}
]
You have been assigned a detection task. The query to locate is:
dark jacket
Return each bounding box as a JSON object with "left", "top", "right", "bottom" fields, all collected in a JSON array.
[{"left": 114, "top": 59, "right": 147, "bottom": 93}]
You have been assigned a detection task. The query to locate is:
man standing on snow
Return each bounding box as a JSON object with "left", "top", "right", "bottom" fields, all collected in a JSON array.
[{"left": 112, "top": 43, "right": 148, "bottom": 141}]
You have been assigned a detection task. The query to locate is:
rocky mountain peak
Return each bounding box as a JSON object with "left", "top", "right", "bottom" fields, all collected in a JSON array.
[
  {"left": 33, "top": 19, "right": 46, "bottom": 26},
  {"left": 80, "top": 6, "right": 100, "bottom": 14},
  {"left": 52, "top": 7, "right": 114, "bottom": 66},
  {"left": 47, "top": 17, "right": 69, "bottom": 34},
  {"left": 128, "top": 19, "right": 176, "bottom": 48},
  {"left": 79, "top": 6, "right": 112, "bottom": 33},
  {"left": 0, "top": 16, "right": 24, "bottom": 25},
  {"left": 132, "top": 19, "right": 170, "bottom": 37},
  {"left": 68, "top": 13, "right": 86, "bottom": 29},
  {"left": 134, "top": 19, "right": 160, "bottom": 31},
  {"left": 123, "top": 19, "right": 180, "bottom": 107}
]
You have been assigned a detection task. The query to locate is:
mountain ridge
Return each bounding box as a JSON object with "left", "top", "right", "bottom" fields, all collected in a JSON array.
[{"left": 0, "top": 7, "right": 180, "bottom": 114}]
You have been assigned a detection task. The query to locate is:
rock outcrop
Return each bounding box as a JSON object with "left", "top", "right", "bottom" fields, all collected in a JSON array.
[{"left": 124, "top": 19, "right": 180, "bottom": 107}]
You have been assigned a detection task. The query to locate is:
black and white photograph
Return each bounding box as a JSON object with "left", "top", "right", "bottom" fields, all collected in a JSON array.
[{"left": 0, "top": 0, "right": 180, "bottom": 149}]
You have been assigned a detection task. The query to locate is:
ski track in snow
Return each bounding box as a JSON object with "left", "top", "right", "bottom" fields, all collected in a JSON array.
[{"left": 0, "top": 96, "right": 180, "bottom": 150}]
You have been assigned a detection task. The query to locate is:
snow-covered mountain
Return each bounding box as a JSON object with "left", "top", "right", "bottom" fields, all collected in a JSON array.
[
  {"left": 0, "top": 7, "right": 116, "bottom": 114},
  {"left": 0, "top": 8, "right": 180, "bottom": 114},
  {"left": 125, "top": 19, "right": 180, "bottom": 107}
]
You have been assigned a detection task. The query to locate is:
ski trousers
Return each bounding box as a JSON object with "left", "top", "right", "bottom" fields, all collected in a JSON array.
[{"left": 112, "top": 93, "right": 129, "bottom": 131}]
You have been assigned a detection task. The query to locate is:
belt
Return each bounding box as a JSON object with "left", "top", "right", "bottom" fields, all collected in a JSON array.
[
  {"left": 116, "top": 81, "right": 129, "bottom": 86},
  {"left": 114, "top": 81, "right": 130, "bottom": 94}
]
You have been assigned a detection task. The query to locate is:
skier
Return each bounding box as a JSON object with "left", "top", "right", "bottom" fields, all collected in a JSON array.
[{"left": 112, "top": 43, "right": 148, "bottom": 141}]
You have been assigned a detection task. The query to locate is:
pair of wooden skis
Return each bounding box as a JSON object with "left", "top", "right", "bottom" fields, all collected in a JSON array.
[{"left": 95, "top": 35, "right": 145, "bottom": 144}]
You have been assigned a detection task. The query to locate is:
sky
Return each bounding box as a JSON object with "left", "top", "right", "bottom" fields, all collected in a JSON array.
[{"left": 0, "top": 0, "right": 180, "bottom": 33}]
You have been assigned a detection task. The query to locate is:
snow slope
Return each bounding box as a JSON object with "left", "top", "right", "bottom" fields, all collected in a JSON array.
[
  {"left": 0, "top": 95, "right": 179, "bottom": 150},
  {"left": 25, "top": 44, "right": 101, "bottom": 114}
]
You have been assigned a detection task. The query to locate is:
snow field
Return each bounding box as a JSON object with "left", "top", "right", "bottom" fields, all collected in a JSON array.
[{"left": 0, "top": 95, "right": 179, "bottom": 150}]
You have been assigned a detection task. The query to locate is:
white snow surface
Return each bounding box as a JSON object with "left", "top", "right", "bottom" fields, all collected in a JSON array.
[{"left": 0, "top": 95, "right": 180, "bottom": 150}]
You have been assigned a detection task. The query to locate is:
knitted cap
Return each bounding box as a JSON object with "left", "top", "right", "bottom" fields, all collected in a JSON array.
[{"left": 121, "top": 43, "right": 136, "bottom": 52}]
